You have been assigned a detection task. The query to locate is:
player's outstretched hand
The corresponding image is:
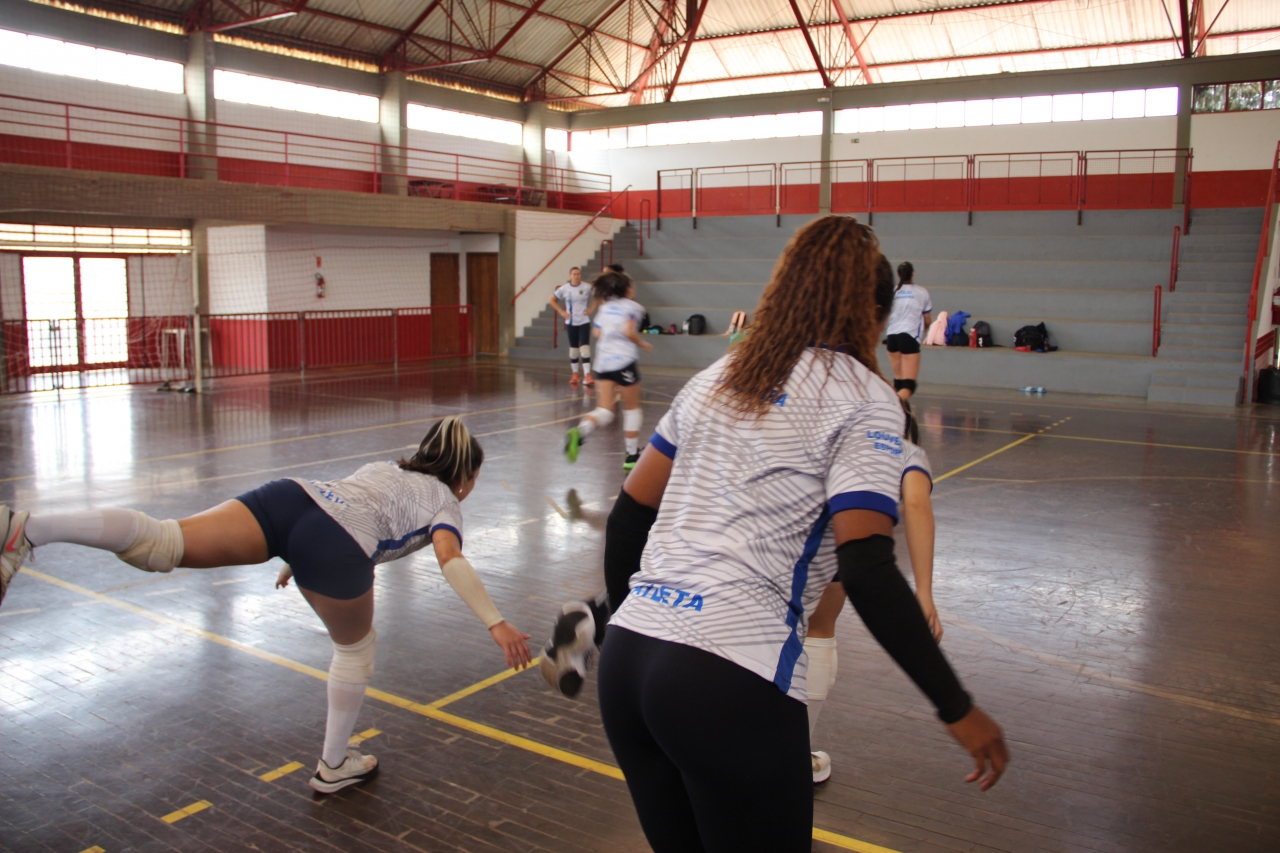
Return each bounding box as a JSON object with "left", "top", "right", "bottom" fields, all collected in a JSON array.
[
  {"left": 275, "top": 564, "right": 293, "bottom": 589},
  {"left": 945, "top": 706, "right": 1008, "bottom": 791},
  {"left": 917, "top": 593, "right": 943, "bottom": 642},
  {"left": 490, "top": 621, "right": 533, "bottom": 671},
  {"left": 638, "top": 338, "right": 654, "bottom": 352}
]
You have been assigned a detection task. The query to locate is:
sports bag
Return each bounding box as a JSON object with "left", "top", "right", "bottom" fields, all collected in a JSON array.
[
  {"left": 684, "top": 314, "right": 707, "bottom": 335},
  {"left": 973, "top": 321, "right": 994, "bottom": 348},
  {"left": 945, "top": 311, "right": 970, "bottom": 346},
  {"left": 1013, "top": 323, "right": 1050, "bottom": 351}
]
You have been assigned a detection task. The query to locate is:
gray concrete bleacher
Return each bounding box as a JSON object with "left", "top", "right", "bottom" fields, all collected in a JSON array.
[{"left": 510, "top": 208, "right": 1261, "bottom": 403}]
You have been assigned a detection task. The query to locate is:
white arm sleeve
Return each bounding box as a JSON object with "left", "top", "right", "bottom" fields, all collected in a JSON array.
[{"left": 441, "top": 556, "right": 505, "bottom": 629}]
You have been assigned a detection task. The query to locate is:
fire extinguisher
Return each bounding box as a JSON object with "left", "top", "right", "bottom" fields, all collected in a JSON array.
[{"left": 315, "top": 255, "right": 325, "bottom": 299}]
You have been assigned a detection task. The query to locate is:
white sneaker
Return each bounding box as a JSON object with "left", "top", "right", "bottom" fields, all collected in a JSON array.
[
  {"left": 309, "top": 748, "right": 378, "bottom": 793},
  {"left": 1, "top": 506, "right": 32, "bottom": 607},
  {"left": 811, "top": 750, "right": 832, "bottom": 784},
  {"left": 539, "top": 600, "right": 597, "bottom": 698}
]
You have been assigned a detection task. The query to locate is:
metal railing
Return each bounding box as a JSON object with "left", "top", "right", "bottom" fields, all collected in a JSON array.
[
  {"left": 1152, "top": 285, "right": 1163, "bottom": 357},
  {"left": 1169, "top": 225, "right": 1181, "bottom": 292},
  {"left": 0, "top": 94, "right": 610, "bottom": 209},
  {"left": 656, "top": 167, "right": 693, "bottom": 228},
  {"left": 637, "top": 198, "right": 652, "bottom": 255},
  {"left": 512, "top": 185, "right": 632, "bottom": 305},
  {"left": 1244, "top": 140, "right": 1280, "bottom": 400}
]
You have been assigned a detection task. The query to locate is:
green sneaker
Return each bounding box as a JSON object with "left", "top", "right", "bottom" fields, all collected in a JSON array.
[
  {"left": 564, "top": 427, "right": 582, "bottom": 463},
  {"left": 623, "top": 452, "right": 640, "bottom": 471}
]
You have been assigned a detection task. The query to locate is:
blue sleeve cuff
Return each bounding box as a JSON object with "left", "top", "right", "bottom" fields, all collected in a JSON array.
[
  {"left": 429, "top": 524, "right": 462, "bottom": 548},
  {"left": 902, "top": 466, "right": 933, "bottom": 493},
  {"left": 649, "top": 431, "right": 677, "bottom": 460},
  {"left": 829, "top": 490, "right": 899, "bottom": 524}
]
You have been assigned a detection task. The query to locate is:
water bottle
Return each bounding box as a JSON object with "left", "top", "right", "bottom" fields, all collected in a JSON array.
[{"left": 1019, "top": 386, "right": 1047, "bottom": 394}]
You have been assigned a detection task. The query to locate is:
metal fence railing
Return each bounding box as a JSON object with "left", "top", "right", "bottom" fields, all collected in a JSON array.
[
  {"left": 1, "top": 306, "right": 473, "bottom": 393},
  {"left": 0, "top": 94, "right": 610, "bottom": 210}
]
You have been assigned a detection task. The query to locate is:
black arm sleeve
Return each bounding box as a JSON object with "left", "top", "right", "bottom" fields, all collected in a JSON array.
[
  {"left": 838, "top": 534, "right": 973, "bottom": 723},
  {"left": 604, "top": 487, "right": 659, "bottom": 613}
]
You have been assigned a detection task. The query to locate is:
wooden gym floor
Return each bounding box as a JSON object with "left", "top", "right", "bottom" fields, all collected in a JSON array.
[{"left": 1, "top": 359, "right": 1278, "bottom": 853}]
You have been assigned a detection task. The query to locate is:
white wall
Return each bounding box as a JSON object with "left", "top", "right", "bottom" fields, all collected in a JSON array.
[
  {"left": 215, "top": 101, "right": 381, "bottom": 145},
  {"left": 207, "top": 224, "right": 268, "bottom": 313},
  {"left": 568, "top": 135, "right": 824, "bottom": 191},
  {"left": 126, "top": 254, "right": 191, "bottom": 317},
  {"left": 1190, "top": 110, "right": 1280, "bottom": 172},
  {"left": 0, "top": 253, "right": 21, "bottom": 320},
  {"left": 514, "top": 210, "right": 623, "bottom": 336},
  {"left": 406, "top": 128, "right": 523, "bottom": 164},
  {"left": 834, "top": 115, "right": 1177, "bottom": 160},
  {"left": 0, "top": 65, "right": 188, "bottom": 118}
]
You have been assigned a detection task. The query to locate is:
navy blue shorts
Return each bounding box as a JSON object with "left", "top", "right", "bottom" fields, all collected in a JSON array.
[
  {"left": 566, "top": 322, "right": 592, "bottom": 348},
  {"left": 236, "top": 479, "right": 375, "bottom": 600}
]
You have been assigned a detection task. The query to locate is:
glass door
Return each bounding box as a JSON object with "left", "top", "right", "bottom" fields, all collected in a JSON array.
[{"left": 23, "top": 256, "right": 131, "bottom": 375}]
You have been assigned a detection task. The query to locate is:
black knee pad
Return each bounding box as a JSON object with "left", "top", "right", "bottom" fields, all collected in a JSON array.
[{"left": 896, "top": 379, "right": 917, "bottom": 394}]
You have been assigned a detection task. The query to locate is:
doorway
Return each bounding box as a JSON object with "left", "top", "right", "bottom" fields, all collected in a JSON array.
[
  {"left": 23, "top": 256, "right": 129, "bottom": 372},
  {"left": 467, "top": 253, "right": 499, "bottom": 354},
  {"left": 430, "top": 252, "right": 460, "bottom": 355}
]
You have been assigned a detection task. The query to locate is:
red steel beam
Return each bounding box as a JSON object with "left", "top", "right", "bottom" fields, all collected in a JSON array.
[
  {"left": 522, "top": 0, "right": 631, "bottom": 99},
  {"left": 830, "top": 0, "right": 875, "bottom": 85},
  {"left": 1178, "top": 0, "right": 1193, "bottom": 57},
  {"left": 789, "top": 0, "right": 832, "bottom": 89},
  {"left": 664, "top": 0, "right": 709, "bottom": 102},
  {"left": 629, "top": 0, "right": 680, "bottom": 105},
  {"left": 378, "top": 1, "right": 446, "bottom": 71}
]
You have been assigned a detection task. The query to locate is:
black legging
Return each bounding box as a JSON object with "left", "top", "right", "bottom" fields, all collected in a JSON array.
[{"left": 597, "top": 626, "right": 812, "bottom": 853}]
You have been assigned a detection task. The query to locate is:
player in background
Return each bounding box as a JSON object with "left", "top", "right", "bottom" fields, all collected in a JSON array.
[
  {"left": 564, "top": 269, "right": 651, "bottom": 471},
  {"left": 806, "top": 407, "right": 941, "bottom": 784},
  {"left": 550, "top": 266, "right": 598, "bottom": 385},
  {"left": 883, "top": 261, "right": 932, "bottom": 401},
  {"left": 0, "top": 418, "right": 532, "bottom": 794}
]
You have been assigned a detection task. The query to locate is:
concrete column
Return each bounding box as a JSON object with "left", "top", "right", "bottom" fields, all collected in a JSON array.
[
  {"left": 523, "top": 102, "right": 549, "bottom": 202},
  {"left": 185, "top": 33, "right": 217, "bottom": 181},
  {"left": 818, "top": 93, "right": 834, "bottom": 214},
  {"left": 1174, "top": 84, "right": 1193, "bottom": 205},
  {"left": 379, "top": 71, "right": 408, "bottom": 196},
  {"left": 498, "top": 230, "right": 517, "bottom": 355}
]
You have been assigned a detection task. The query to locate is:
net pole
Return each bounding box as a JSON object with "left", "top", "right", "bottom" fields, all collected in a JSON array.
[{"left": 190, "top": 246, "right": 203, "bottom": 394}]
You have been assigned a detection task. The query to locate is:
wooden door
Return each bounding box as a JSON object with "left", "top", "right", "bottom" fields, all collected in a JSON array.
[
  {"left": 467, "top": 253, "right": 499, "bottom": 354},
  {"left": 430, "top": 253, "right": 460, "bottom": 355}
]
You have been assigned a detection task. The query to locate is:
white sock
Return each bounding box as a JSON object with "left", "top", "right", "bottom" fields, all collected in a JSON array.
[
  {"left": 804, "top": 635, "right": 837, "bottom": 739},
  {"left": 581, "top": 361, "right": 591, "bottom": 375},
  {"left": 25, "top": 509, "right": 138, "bottom": 551},
  {"left": 625, "top": 436, "right": 638, "bottom": 454},
  {"left": 322, "top": 678, "right": 367, "bottom": 768},
  {"left": 807, "top": 697, "right": 825, "bottom": 738},
  {"left": 578, "top": 418, "right": 597, "bottom": 438}
]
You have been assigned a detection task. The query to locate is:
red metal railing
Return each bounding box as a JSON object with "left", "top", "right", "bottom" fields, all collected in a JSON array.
[
  {"left": 1080, "top": 149, "right": 1191, "bottom": 213},
  {"left": 512, "top": 184, "right": 632, "bottom": 305},
  {"left": 1243, "top": 140, "right": 1280, "bottom": 400},
  {"left": 1169, "top": 225, "right": 1181, "bottom": 292},
  {"left": 2, "top": 306, "right": 471, "bottom": 394},
  {"left": 1183, "top": 151, "right": 1194, "bottom": 234},
  {"left": 0, "top": 94, "right": 610, "bottom": 209},
  {"left": 695, "top": 163, "right": 777, "bottom": 224},
  {"left": 638, "top": 197, "right": 652, "bottom": 255},
  {"left": 656, "top": 167, "right": 694, "bottom": 227},
  {"left": 1152, "top": 285, "right": 1163, "bottom": 357}
]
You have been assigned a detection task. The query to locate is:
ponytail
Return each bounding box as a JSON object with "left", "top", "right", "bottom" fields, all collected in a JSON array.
[{"left": 399, "top": 417, "right": 484, "bottom": 487}]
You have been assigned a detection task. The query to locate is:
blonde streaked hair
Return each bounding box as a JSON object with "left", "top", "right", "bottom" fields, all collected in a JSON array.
[{"left": 399, "top": 417, "right": 484, "bottom": 487}]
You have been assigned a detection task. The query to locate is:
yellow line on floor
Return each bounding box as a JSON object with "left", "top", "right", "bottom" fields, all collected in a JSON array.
[
  {"left": 160, "top": 800, "right": 210, "bottom": 824},
  {"left": 259, "top": 761, "right": 304, "bottom": 782},
  {"left": 933, "top": 418, "right": 1069, "bottom": 484},
  {"left": 929, "top": 422, "right": 1280, "bottom": 457},
  {"left": 946, "top": 614, "right": 1280, "bottom": 727},
  {"left": 348, "top": 728, "right": 381, "bottom": 745},
  {"left": 77, "top": 847, "right": 104, "bottom": 853},
  {"left": 21, "top": 569, "right": 900, "bottom": 853}
]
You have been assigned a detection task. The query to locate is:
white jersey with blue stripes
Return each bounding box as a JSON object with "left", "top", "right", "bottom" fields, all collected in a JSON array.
[
  {"left": 885, "top": 284, "right": 932, "bottom": 340},
  {"left": 609, "top": 349, "right": 906, "bottom": 702},
  {"left": 593, "top": 297, "right": 646, "bottom": 373},
  {"left": 553, "top": 282, "right": 594, "bottom": 326},
  {"left": 902, "top": 441, "right": 932, "bottom": 486},
  {"left": 292, "top": 462, "right": 463, "bottom": 564}
]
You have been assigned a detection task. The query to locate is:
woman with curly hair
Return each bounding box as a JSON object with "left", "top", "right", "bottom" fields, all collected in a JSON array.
[{"left": 545, "top": 216, "right": 1007, "bottom": 852}]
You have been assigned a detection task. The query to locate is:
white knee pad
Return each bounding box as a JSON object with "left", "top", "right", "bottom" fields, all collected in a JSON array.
[
  {"left": 579, "top": 344, "right": 591, "bottom": 360},
  {"left": 623, "top": 407, "right": 643, "bottom": 433},
  {"left": 804, "top": 636, "right": 838, "bottom": 701},
  {"left": 330, "top": 628, "right": 376, "bottom": 684},
  {"left": 589, "top": 406, "right": 614, "bottom": 428},
  {"left": 115, "top": 510, "right": 184, "bottom": 573},
  {"left": 568, "top": 346, "right": 581, "bottom": 363}
]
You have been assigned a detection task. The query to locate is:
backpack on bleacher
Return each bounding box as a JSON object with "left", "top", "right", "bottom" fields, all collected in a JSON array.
[
  {"left": 684, "top": 314, "right": 707, "bottom": 335},
  {"left": 1013, "top": 323, "right": 1050, "bottom": 351},
  {"left": 973, "top": 321, "right": 994, "bottom": 348}
]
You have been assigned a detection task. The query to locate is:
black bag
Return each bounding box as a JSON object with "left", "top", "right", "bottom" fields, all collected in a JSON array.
[
  {"left": 684, "top": 314, "right": 707, "bottom": 335},
  {"left": 1013, "top": 322, "right": 1050, "bottom": 351},
  {"left": 1258, "top": 367, "right": 1280, "bottom": 403},
  {"left": 638, "top": 311, "right": 652, "bottom": 332},
  {"left": 974, "top": 321, "right": 994, "bottom": 348}
]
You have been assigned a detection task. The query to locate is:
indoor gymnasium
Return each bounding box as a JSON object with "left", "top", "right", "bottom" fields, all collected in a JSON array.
[{"left": 1, "top": 1, "right": 1279, "bottom": 852}]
